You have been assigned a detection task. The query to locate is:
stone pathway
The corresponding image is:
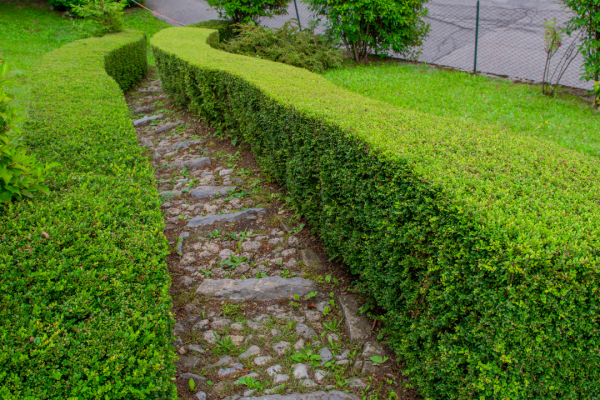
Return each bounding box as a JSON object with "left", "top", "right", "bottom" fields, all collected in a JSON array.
[{"left": 126, "top": 73, "right": 419, "bottom": 400}]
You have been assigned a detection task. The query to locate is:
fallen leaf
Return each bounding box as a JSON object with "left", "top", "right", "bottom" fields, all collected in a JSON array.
[
  {"left": 42, "top": 231, "right": 50, "bottom": 239},
  {"left": 307, "top": 302, "right": 317, "bottom": 308}
]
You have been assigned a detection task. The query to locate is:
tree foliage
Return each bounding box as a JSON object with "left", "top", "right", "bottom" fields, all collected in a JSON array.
[
  {"left": 562, "top": 0, "right": 600, "bottom": 105},
  {"left": 304, "top": 0, "right": 429, "bottom": 62},
  {"left": 206, "top": 0, "right": 290, "bottom": 24},
  {"left": 72, "top": 0, "right": 128, "bottom": 35}
]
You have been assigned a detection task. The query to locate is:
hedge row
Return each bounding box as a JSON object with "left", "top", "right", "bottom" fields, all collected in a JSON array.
[
  {"left": 0, "top": 31, "right": 176, "bottom": 399},
  {"left": 151, "top": 27, "right": 600, "bottom": 399}
]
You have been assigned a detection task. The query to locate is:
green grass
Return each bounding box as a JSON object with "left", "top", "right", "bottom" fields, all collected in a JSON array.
[
  {"left": 0, "top": 2, "right": 168, "bottom": 109},
  {"left": 323, "top": 62, "right": 600, "bottom": 157}
]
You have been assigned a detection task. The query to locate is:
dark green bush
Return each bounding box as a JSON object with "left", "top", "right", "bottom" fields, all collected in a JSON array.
[
  {"left": 219, "top": 21, "right": 344, "bottom": 73},
  {"left": 0, "top": 62, "right": 57, "bottom": 204},
  {"left": 152, "top": 27, "right": 600, "bottom": 399},
  {"left": 49, "top": 0, "right": 139, "bottom": 11},
  {"left": 72, "top": 0, "right": 128, "bottom": 35},
  {"left": 205, "top": 0, "right": 289, "bottom": 24},
  {"left": 0, "top": 31, "right": 176, "bottom": 399}
]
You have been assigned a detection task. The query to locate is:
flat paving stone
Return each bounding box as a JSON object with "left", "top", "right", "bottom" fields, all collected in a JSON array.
[
  {"left": 187, "top": 208, "right": 267, "bottom": 228},
  {"left": 138, "top": 88, "right": 163, "bottom": 93},
  {"left": 296, "top": 323, "right": 317, "bottom": 340},
  {"left": 155, "top": 121, "right": 183, "bottom": 134},
  {"left": 161, "top": 157, "right": 211, "bottom": 171},
  {"left": 134, "top": 105, "right": 155, "bottom": 114},
  {"left": 133, "top": 114, "right": 163, "bottom": 127},
  {"left": 338, "top": 295, "right": 371, "bottom": 340},
  {"left": 239, "top": 391, "right": 360, "bottom": 400},
  {"left": 180, "top": 372, "right": 207, "bottom": 383},
  {"left": 196, "top": 276, "right": 316, "bottom": 302},
  {"left": 155, "top": 139, "right": 205, "bottom": 156},
  {"left": 299, "top": 249, "right": 324, "bottom": 271},
  {"left": 189, "top": 186, "right": 237, "bottom": 199},
  {"left": 174, "top": 355, "right": 200, "bottom": 370}
]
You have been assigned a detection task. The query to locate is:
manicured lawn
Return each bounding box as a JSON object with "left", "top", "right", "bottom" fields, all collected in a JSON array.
[
  {"left": 0, "top": 2, "right": 168, "bottom": 110},
  {"left": 324, "top": 62, "right": 600, "bottom": 157}
]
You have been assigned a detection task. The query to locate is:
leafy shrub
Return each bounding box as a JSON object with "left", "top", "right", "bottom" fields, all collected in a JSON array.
[
  {"left": 73, "top": 0, "right": 127, "bottom": 35},
  {"left": 49, "top": 0, "right": 140, "bottom": 10},
  {"left": 305, "top": 0, "right": 429, "bottom": 62},
  {"left": 152, "top": 27, "right": 600, "bottom": 399},
  {"left": 220, "top": 21, "right": 344, "bottom": 72},
  {"left": 205, "top": 0, "right": 290, "bottom": 24},
  {"left": 190, "top": 19, "right": 236, "bottom": 42},
  {"left": 0, "top": 31, "right": 175, "bottom": 399},
  {"left": 0, "top": 62, "right": 57, "bottom": 204},
  {"left": 562, "top": 0, "right": 600, "bottom": 106}
]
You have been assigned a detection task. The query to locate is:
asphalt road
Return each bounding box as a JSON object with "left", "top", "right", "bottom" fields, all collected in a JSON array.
[{"left": 145, "top": 0, "right": 592, "bottom": 90}]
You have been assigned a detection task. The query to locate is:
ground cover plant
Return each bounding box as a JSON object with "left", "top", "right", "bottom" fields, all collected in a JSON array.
[
  {"left": 0, "top": 2, "right": 168, "bottom": 110},
  {"left": 0, "top": 31, "right": 175, "bottom": 399},
  {"left": 324, "top": 62, "right": 600, "bottom": 157},
  {"left": 152, "top": 27, "right": 600, "bottom": 399}
]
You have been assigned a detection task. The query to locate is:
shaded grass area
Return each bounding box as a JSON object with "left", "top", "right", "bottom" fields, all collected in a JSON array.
[
  {"left": 0, "top": 2, "right": 168, "bottom": 110},
  {"left": 323, "top": 62, "right": 600, "bottom": 157}
]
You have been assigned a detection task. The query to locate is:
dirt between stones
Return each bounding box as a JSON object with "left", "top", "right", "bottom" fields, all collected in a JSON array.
[{"left": 126, "top": 70, "right": 420, "bottom": 400}]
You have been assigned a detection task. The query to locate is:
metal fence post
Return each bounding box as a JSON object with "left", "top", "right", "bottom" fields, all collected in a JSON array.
[
  {"left": 474, "top": 0, "right": 480, "bottom": 73},
  {"left": 293, "top": 0, "right": 302, "bottom": 29}
]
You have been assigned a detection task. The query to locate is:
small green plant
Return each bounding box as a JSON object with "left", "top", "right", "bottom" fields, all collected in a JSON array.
[
  {"left": 290, "top": 223, "right": 305, "bottom": 235},
  {"left": 209, "top": 227, "right": 223, "bottom": 238},
  {"left": 292, "top": 349, "right": 322, "bottom": 367},
  {"left": 370, "top": 355, "right": 389, "bottom": 364},
  {"left": 73, "top": 0, "right": 127, "bottom": 35},
  {"left": 255, "top": 271, "right": 268, "bottom": 278},
  {"left": 221, "top": 254, "right": 248, "bottom": 269},
  {"left": 323, "top": 318, "right": 341, "bottom": 332},
  {"left": 214, "top": 334, "right": 236, "bottom": 355},
  {"left": 189, "top": 378, "right": 195, "bottom": 391},
  {"left": 238, "top": 376, "right": 264, "bottom": 390},
  {"left": 306, "top": 291, "right": 317, "bottom": 300},
  {"left": 223, "top": 302, "right": 242, "bottom": 317},
  {"left": 280, "top": 269, "right": 297, "bottom": 279}
]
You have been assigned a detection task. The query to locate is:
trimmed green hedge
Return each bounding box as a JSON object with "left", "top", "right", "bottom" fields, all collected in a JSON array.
[
  {"left": 152, "top": 27, "right": 600, "bottom": 399},
  {"left": 189, "top": 20, "right": 236, "bottom": 42},
  {"left": 0, "top": 31, "right": 176, "bottom": 399}
]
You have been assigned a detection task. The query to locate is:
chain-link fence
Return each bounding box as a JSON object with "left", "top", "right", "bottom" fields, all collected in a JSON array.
[{"left": 258, "top": 0, "right": 593, "bottom": 91}]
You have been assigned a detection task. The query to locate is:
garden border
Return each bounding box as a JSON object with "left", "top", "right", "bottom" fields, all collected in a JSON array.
[
  {"left": 151, "top": 27, "right": 600, "bottom": 399},
  {"left": 0, "top": 30, "right": 176, "bottom": 399}
]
